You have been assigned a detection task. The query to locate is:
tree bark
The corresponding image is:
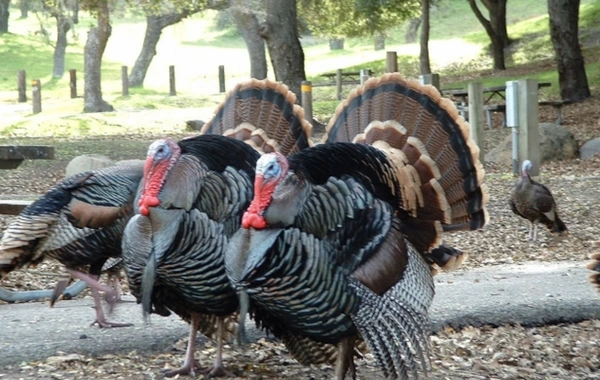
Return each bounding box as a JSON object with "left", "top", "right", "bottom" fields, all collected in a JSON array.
[
  {"left": 260, "top": 0, "right": 305, "bottom": 98},
  {"left": 231, "top": 2, "right": 267, "bottom": 80},
  {"left": 129, "top": 11, "right": 193, "bottom": 87},
  {"left": 52, "top": 15, "right": 71, "bottom": 78},
  {"left": 468, "top": 0, "right": 507, "bottom": 70},
  {"left": 405, "top": 17, "right": 421, "bottom": 43},
  {"left": 548, "top": 0, "right": 590, "bottom": 101},
  {"left": 83, "top": 0, "right": 113, "bottom": 113},
  {"left": 0, "top": 0, "right": 9, "bottom": 34},
  {"left": 419, "top": 0, "right": 431, "bottom": 75},
  {"left": 19, "top": 0, "right": 27, "bottom": 18}
]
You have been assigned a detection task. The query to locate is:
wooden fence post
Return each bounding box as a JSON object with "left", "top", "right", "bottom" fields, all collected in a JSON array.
[
  {"left": 218, "top": 65, "right": 225, "bottom": 93},
  {"left": 517, "top": 79, "right": 540, "bottom": 176},
  {"left": 336, "top": 69, "right": 343, "bottom": 101},
  {"left": 31, "top": 79, "right": 41, "bottom": 114},
  {"left": 17, "top": 70, "right": 27, "bottom": 102},
  {"left": 121, "top": 66, "right": 129, "bottom": 96},
  {"left": 301, "top": 81, "right": 313, "bottom": 126},
  {"left": 468, "top": 82, "right": 484, "bottom": 164},
  {"left": 386, "top": 51, "right": 398, "bottom": 73},
  {"left": 69, "top": 69, "right": 77, "bottom": 98},
  {"left": 169, "top": 65, "right": 176, "bottom": 96}
]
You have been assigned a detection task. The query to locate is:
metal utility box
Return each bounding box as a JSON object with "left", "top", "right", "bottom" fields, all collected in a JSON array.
[{"left": 505, "top": 81, "right": 519, "bottom": 127}]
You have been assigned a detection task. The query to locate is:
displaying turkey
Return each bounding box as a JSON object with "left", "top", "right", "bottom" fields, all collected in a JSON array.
[
  {"left": 225, "top": 73, "right": 489, "bottom": 379},
  {"left": 509, "top": 159, "right": 567, "bottom": 241},
  {"left": 121, "top": 79, "right": 312, "bottom": 377},
  {"left": 587, "top": 243, "right": 600, "bottom": 292},
  {"left": 0, "top": 162, "right": 144, "bottom": 327}
]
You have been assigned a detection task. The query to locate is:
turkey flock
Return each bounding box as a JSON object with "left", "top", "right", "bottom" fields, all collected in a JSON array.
[{"left": 0, "top": 72, "right": 591, "bottom": 379}]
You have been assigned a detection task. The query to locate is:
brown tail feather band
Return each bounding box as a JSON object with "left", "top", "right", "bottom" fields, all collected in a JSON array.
[
  {"left": 324, "top": 73, "right": 488, "bottom": 234},
  {"left": 200, "top": 78, "right": 312, "bottom": 156}
]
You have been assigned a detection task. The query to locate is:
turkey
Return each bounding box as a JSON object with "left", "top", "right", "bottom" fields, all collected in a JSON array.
[
  {"left": 121, "top": 78, "right": 312, "bottom": 377},
  {"left": 587, "top": 244, "right": 600, "bottom": 292},
  {"left": 225, "top": 73, "right": 489, "bottom": 379},
  {"left": 509, "top": 159, "right": 567, "bottom": 241},
  {"left": 0, "top": 162, "right": 144, "bottom": 327}
]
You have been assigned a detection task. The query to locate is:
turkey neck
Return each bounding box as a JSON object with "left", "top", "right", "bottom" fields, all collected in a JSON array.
[
  {"left": 156, "top": 155, "right": 207, "bottom": 211},
  {"left": 263, "top": 171, "right": 311, "bottom": 227}
]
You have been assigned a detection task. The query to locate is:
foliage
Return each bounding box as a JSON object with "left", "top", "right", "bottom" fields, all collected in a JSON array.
[{"left": 298, "top": 0, "right": 420, "bottom": 39}]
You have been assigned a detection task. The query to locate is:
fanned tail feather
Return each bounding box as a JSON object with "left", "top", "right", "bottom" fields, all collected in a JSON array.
[
  {"left": 587, "top": 249, "right": 600, "bottom": 291},
  {"left": 323, "top": 73, "right": 489, "bottom": 251},
  {"left": 200, "top": 78, "right": 312, "bottom": 156}
]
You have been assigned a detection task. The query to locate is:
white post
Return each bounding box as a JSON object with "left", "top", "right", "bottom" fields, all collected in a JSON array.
[
  {"left": 517, "top": 79, "right": 540, "bottom": 176},
  {"left": 505, "top": 81, "right": 519, "bottom": 176},
  {"left": 468, "top": 82, "right": 484, "bottom": 164},
  {"left": 419, "top": 73, "right": 440, "bottom": 92}
]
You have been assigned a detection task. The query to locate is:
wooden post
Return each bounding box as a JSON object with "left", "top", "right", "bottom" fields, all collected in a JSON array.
[
  {"left": 169, "top": 65, "right": 176, "bottom": 96},
  {"left": 468, "top": 82, "right": 484, "bottom": 164},
  {"left": 31, "top": 79, "right": 41, "bottom": 114},
  {"left": 69, "top": 69, "right": 77, "bottom": 98},
  {"left": 517, "top": 79, "right": 540, "bottom": 176},
  {"left": 17, "top": 70, "right": 26, "bottom": 102},
  {"left": 336, "top": 69, "right": 343, "bottom": 101},
  {"left": 301, "top": 81, "right": 313, "bottom": 126},
  {"left": 121, "top": 66, "right": 129, "bottom": 96},
  {"left": 386, "top": 51, "right": 398, "bottom": 73},
  {"left": 218, "top": 65, "right": 226, "bottom": 93}
]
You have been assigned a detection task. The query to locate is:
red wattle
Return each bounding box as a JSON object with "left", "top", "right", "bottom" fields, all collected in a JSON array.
[{"left": 242, "top": 211, "right": 267, "bottom": 229}]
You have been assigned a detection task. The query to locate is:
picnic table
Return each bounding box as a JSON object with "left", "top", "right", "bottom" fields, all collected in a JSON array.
[
  {"left": 0, "top": 145, "right": 55, "bottom": 169},
  {"left": 442, "top": 82, "right": 570, "bottom": 127},
  {"left": 317, "top": 69, "right": 374, "bottom": 87},
  {"left": 442, "top": 82, "right": 552, "bottom": 105},
  {"left": 0, "top": 145, "right": 54, "bottom": 215}
]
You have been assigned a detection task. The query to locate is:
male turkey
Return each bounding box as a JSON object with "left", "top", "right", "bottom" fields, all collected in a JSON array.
[
  {"left": 225, "top": 73, "right": 489, "bottom": 380},
  {"left": 587, "top": 242, "right": 600, "bottom": 292},
  {"left": 0, "top": 162, "right": 144, "bottom": 327},
  {"left": 509, "top": 159, "right": 567, "bottom": 241},
  {"left": 121, "top": 79, "right": 312, "bottom": 377}
]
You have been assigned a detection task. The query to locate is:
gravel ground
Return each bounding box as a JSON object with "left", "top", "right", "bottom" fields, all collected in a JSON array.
[{"left": 1, "top": 97, "right": 600, "bottom": 379}]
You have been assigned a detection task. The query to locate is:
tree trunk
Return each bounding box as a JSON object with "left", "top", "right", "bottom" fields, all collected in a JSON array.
[
  {"left": 231, "top": 2, "right": 267, "bottom": 80},
  {"left": 405, "top": 17, "right": 421, "bottom": 43},
  {"left": 548, "top": 0, "right": 590, "bottom": 101},
  {"left": 419, "top": 0, "right": 431, "bottom": 75},
  {"left": 129, "top": 11, "right": 193, "bottom": 87},
  {"left": 374, "top": 33, "right": 385, "bottom": 51},
  {"left": 19, "top": 0, "right": 27, "bottom": 18},
  {"left": 260, "top": 0, "right": 305, "bottom": 98},
  {"left": 489, "top": 0, "right": 510, "bottom": 48},
  {"left": 328, "top": 38, "right": 344, "bottom": 50},
  {"left": 52, "top": 15, "right": 71, "bottom": 78},
  {"left": 83, "top": 0, "right": 113, "bottom": 113},
  {"left": 0, "top": 0, "right": 9, "bottom": 34},
  {"left": 468, "top": 0, "right": 506, "bottom": 70}
]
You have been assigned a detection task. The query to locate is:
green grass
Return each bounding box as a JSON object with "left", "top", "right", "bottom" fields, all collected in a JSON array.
[{"left": 1, "top": 1, "right": 599, "bottom": 138}]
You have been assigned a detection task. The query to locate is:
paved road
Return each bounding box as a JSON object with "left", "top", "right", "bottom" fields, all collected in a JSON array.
[{"left": 1, "top": 261, "right": 599, "bottom": 368}]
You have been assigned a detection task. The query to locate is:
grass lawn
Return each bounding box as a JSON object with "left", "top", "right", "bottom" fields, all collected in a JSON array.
[{"left": 0, "top": 1, "right": 598, "bottom": 135}]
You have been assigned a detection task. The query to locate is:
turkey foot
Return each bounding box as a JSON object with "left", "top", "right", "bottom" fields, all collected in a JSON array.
[
  {"left": 162, "top": 360, "right": 200, "bottom": 378},
  {"left": 66, "top": 269, "right": 132, "bottom": 328},
  {"left": 198, "top": 362, "right": 227, "bottom": 377}
]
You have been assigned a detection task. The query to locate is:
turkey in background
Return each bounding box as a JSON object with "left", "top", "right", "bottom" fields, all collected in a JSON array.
[
  {"left": 0, "top": 162, "right": 144, "bottom": 327},
  {"left": 226, "top": 73, "right": 489, "bottom": 380},
  {"left": 509, "top": 159, "right": 567, "bottom": 241},
  {"left": 121, "top": 79, "right": 312, "bottom": 377}
]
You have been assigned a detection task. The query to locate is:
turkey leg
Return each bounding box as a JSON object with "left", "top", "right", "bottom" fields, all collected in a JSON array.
[
  {"left": 200, "top": 317, "right": 227, "bottom": 377},
  {"left": 65, "top": 269, "right": 132, "bottom": 328},
  {"left": 335, "top": 336, "right": 357, "bottom": 380},
  {"left": 164, "top": 313, "right": 201, "bottom": 377}
]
